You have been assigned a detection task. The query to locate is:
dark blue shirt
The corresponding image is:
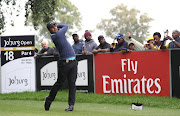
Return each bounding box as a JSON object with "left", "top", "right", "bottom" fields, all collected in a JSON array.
[
  {"left": 96, "top": 41, "right": 110, "bottom": 50},
  {"left": 168, "top": 37, "right": 180, "bottom": 48},
  {"left": 38, "top": 47, "right": 54, "bottom": 55},
  {"left": 110, "top": 40, "right": 128, "bottom": 52},
  {"left": 72, "top": 40, "right": 84, "bottom": 54},
  {"left": 50, "top": 24, "right": 75, "bottom": 60}
]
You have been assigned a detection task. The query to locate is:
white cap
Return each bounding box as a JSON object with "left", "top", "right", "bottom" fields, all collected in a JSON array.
[{"left": 128, "top": 41, "right": 134, "bottom": 46}]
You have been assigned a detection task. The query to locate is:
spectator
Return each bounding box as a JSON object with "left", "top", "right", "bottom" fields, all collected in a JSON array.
[
  {"left": 52, "top": 47, "right": 60, "bottom": 57},
  {"left": 162, "top": 30, "right": 180, "bottom": 49},
  {"left": 92, "top": 35, "right": 110, "bottom": 54},
  {"left": 72, "top": 33, "right": 84, "bottom": 54},
  {"left": 110, "top": 33, "right": 128, "bottom": 52},
  {"left": 147, "top": 36, "right": 155, "bottom": 44},
  {"left": 144, "top": 36, "right": 155, "bottom": 50},
  {"left": 127, "top": 42, "right": 135, "bottom": 52},
  {"left": 34, "top": 40, "right": 55, "bottom": 58},
  {"left": 127, "top": 32, "right": 144, "bottom": 51},
  {"left": 82, "top": 30, "right": 97, "bottom": 54},
  {"left": 153, "top": 32, "right": 164, "bottom": 49}
]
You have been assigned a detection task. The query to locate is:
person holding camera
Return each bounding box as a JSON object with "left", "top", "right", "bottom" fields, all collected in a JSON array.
[
  {"left": 161, "top": 30, "right": 180, "bottom": 49},
  {"left": 144, "top": 36, "right": 155, "bottom": 50},
  {"left": 44, "top": 21, "right": 77, "bottom": 112},
  {"left": 110, "top": 33, "right": 128, "bottom": 52}
]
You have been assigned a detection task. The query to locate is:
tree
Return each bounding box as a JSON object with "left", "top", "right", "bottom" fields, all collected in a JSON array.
[
  {"left": 25, "top": 0, "right": 82, "bottom": 38},
  {"left": 96, "top": 3, "right": 153, "bottom": 43},
  {"left": 0, "top": 0, "right": 81, "bottom": 38},
  {"left": 25, "top": 0, "right": 82, "bottom": 49},
  {"left": 0, "top": 0, "right": 81, "bottom": 50},
  {"left": 0, "top": 10, "right": 5, "bottom": 34},
  {"left": 0, "top": 0, "right": 19, "bottom": 34}
]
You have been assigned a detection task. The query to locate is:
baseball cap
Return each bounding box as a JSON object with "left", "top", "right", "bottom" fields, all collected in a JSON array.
[
  {"left": 98, "top": 35, "right": 104, "bottom": 40},
  {"left": 84, "top": 30, "right": 91, "bottom": 37},
  {"left": 115, "top": 33, "right": 123, "bottom": 40},
  {"left": 128, "top": 41, "right": 134, "bottom": 46},
  {"left": 47, "top": 21, "right": 56, "bottom": 29},
  {"left": 72, "top": 33, "right": 78, "bottom": 37},
  {"left": 147, "top": 36, "right": 154, "bottom": 43}
]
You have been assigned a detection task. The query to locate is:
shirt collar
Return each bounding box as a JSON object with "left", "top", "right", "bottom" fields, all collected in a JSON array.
[{"left": 51, "top": 34, "right": 55, "bottom": 36}]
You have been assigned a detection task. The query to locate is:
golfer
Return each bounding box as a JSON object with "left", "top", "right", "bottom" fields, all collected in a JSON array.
[{"left": 44, "top": 21, "right": 77, "bottom": 111}]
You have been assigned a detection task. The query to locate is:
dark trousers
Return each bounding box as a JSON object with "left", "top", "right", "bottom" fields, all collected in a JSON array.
[{"left": 48, "top": 60, "right": 77, "bottom": 106}]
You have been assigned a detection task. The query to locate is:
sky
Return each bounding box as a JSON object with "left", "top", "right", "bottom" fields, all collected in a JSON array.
[{"left": 2, "top": 0, "right": 180, "bottom": 44}]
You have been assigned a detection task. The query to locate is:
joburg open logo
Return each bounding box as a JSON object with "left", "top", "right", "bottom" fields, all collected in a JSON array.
[
  {"left": 9, "top": 76, "right": 28, "bottom": 86},
  {"left": 40, "top": 61, "right": 58, "bottom": 86},
  {"left": 42, "top": 70, "right": 56, "bottom": 81},
  {"left": 4, "top": 37, "right": 33, "bottom": 47},
  {"left": 103, "top": 59, "right": 161, "bottom": 94},
  {"left": 6, "top": 67, "right": 31, "bottom": 89}
]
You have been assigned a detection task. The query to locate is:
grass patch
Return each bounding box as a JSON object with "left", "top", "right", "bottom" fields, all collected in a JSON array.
[
  {"left": 0, "top": 90, "right": 180, "bottom": 109},
  {"left": 0, "top": 100, "right": 180, "bottom": 116}
]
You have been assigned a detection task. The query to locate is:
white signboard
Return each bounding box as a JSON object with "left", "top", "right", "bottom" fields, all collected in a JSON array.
[
  {"left": 76, "top": 59, "right": 88, "bottom": 86},
  {"left": 40, "top": 61, "right": 58, "bottom": 86},
  {"left": 39, "top": 59, "right": 88, "bottom": 87},
  {"left": 0, "top": 35, "right": 35, "bottom": 93},
  {"left": 2, "top": 57, "right": 35, "bottom": 92}
]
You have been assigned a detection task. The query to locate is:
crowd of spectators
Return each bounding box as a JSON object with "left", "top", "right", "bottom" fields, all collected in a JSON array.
[
  {"left": 71, "top": 30, "right": 180, "bottom": 55},
  {"left": 35, "top": 29, "right": 180, "bottom": 57}
]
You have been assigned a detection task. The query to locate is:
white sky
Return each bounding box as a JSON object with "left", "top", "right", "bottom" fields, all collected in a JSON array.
[{"left": 2, "top": 0, "right": 180, "bottom": 44}]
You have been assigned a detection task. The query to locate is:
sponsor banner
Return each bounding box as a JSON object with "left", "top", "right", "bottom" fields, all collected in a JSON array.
[
  {"left": 39, "top": 59, "right": 89, "bottom": 86},
  {"left": 0, "top": 35, "right": 35, "bottom": 93},
  {"left": 1, "top": 57, "right": 35, "bottom": 93},
  {"left": 94, "top": 50, "right": 170, "bottom": 97},
  {"left": 36, "top": 54, "right": 94, "bottom": 93},
  {"left": 40, "top": 61, "right": 58, "bottom": 86},
  {"left": 76, "top": 59, "right": 88, "bottom": 86},
  {"left": 171, "top": 49, "right": 180, "bottom": 98},
  {"left": 1, "top": 35, "right": 35, "bottom": 66},
  {"left": 36, "top": 56, "right": 59, "bottom": 90},
  {"left": 76, "top": 54, "right": 94, "bottom": 92}
]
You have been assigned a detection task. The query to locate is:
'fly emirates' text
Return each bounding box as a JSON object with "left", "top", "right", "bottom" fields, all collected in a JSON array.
[{"left": 103, "top": 59, "right": 161, "bottom": 94}]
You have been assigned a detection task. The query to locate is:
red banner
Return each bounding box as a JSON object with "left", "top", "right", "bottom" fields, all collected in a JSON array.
[{"left": 94, "top": 50, "right": 170, "bottom": 97}]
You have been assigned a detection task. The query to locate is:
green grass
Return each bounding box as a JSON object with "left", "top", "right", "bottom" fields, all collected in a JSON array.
[
  {"left": 0, "top": 100, "right": 180, "bottom": 116},
  {"left": 0, "top": 90, "right": 180, "bottom": 116},
  {"left": 0, "top": 90, "right": 180, "bottom": 109}
]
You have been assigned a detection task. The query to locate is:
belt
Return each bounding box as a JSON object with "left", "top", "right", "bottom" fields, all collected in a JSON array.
[{"left": 61, "top": 59, "right": 76, "bottom": 63}]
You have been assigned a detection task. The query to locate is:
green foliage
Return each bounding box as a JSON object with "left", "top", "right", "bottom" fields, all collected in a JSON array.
[
  {"left": 0, "top": 11, "right": 5, "bottom": 34},
  {"left": 25, "top": 0, "right": 82, "bottom": 40},
  {"left": 97, "top": 4, "right": 153, "bottom": 43},
  {"left": 0, "top": 0, "right": 18, "bottom": 34},
  {"left": 0, "top": 0, "right": 81, "bottom": 43}
]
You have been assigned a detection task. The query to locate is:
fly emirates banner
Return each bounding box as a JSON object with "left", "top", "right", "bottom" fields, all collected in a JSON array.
[{"left": 94, "top": 50, "right": 170, "bottom": 97}]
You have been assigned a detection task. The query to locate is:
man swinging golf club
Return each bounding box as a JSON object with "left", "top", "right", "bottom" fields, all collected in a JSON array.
[{"left": 44, "top": 21, "right": 77, "bottom": 111}]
